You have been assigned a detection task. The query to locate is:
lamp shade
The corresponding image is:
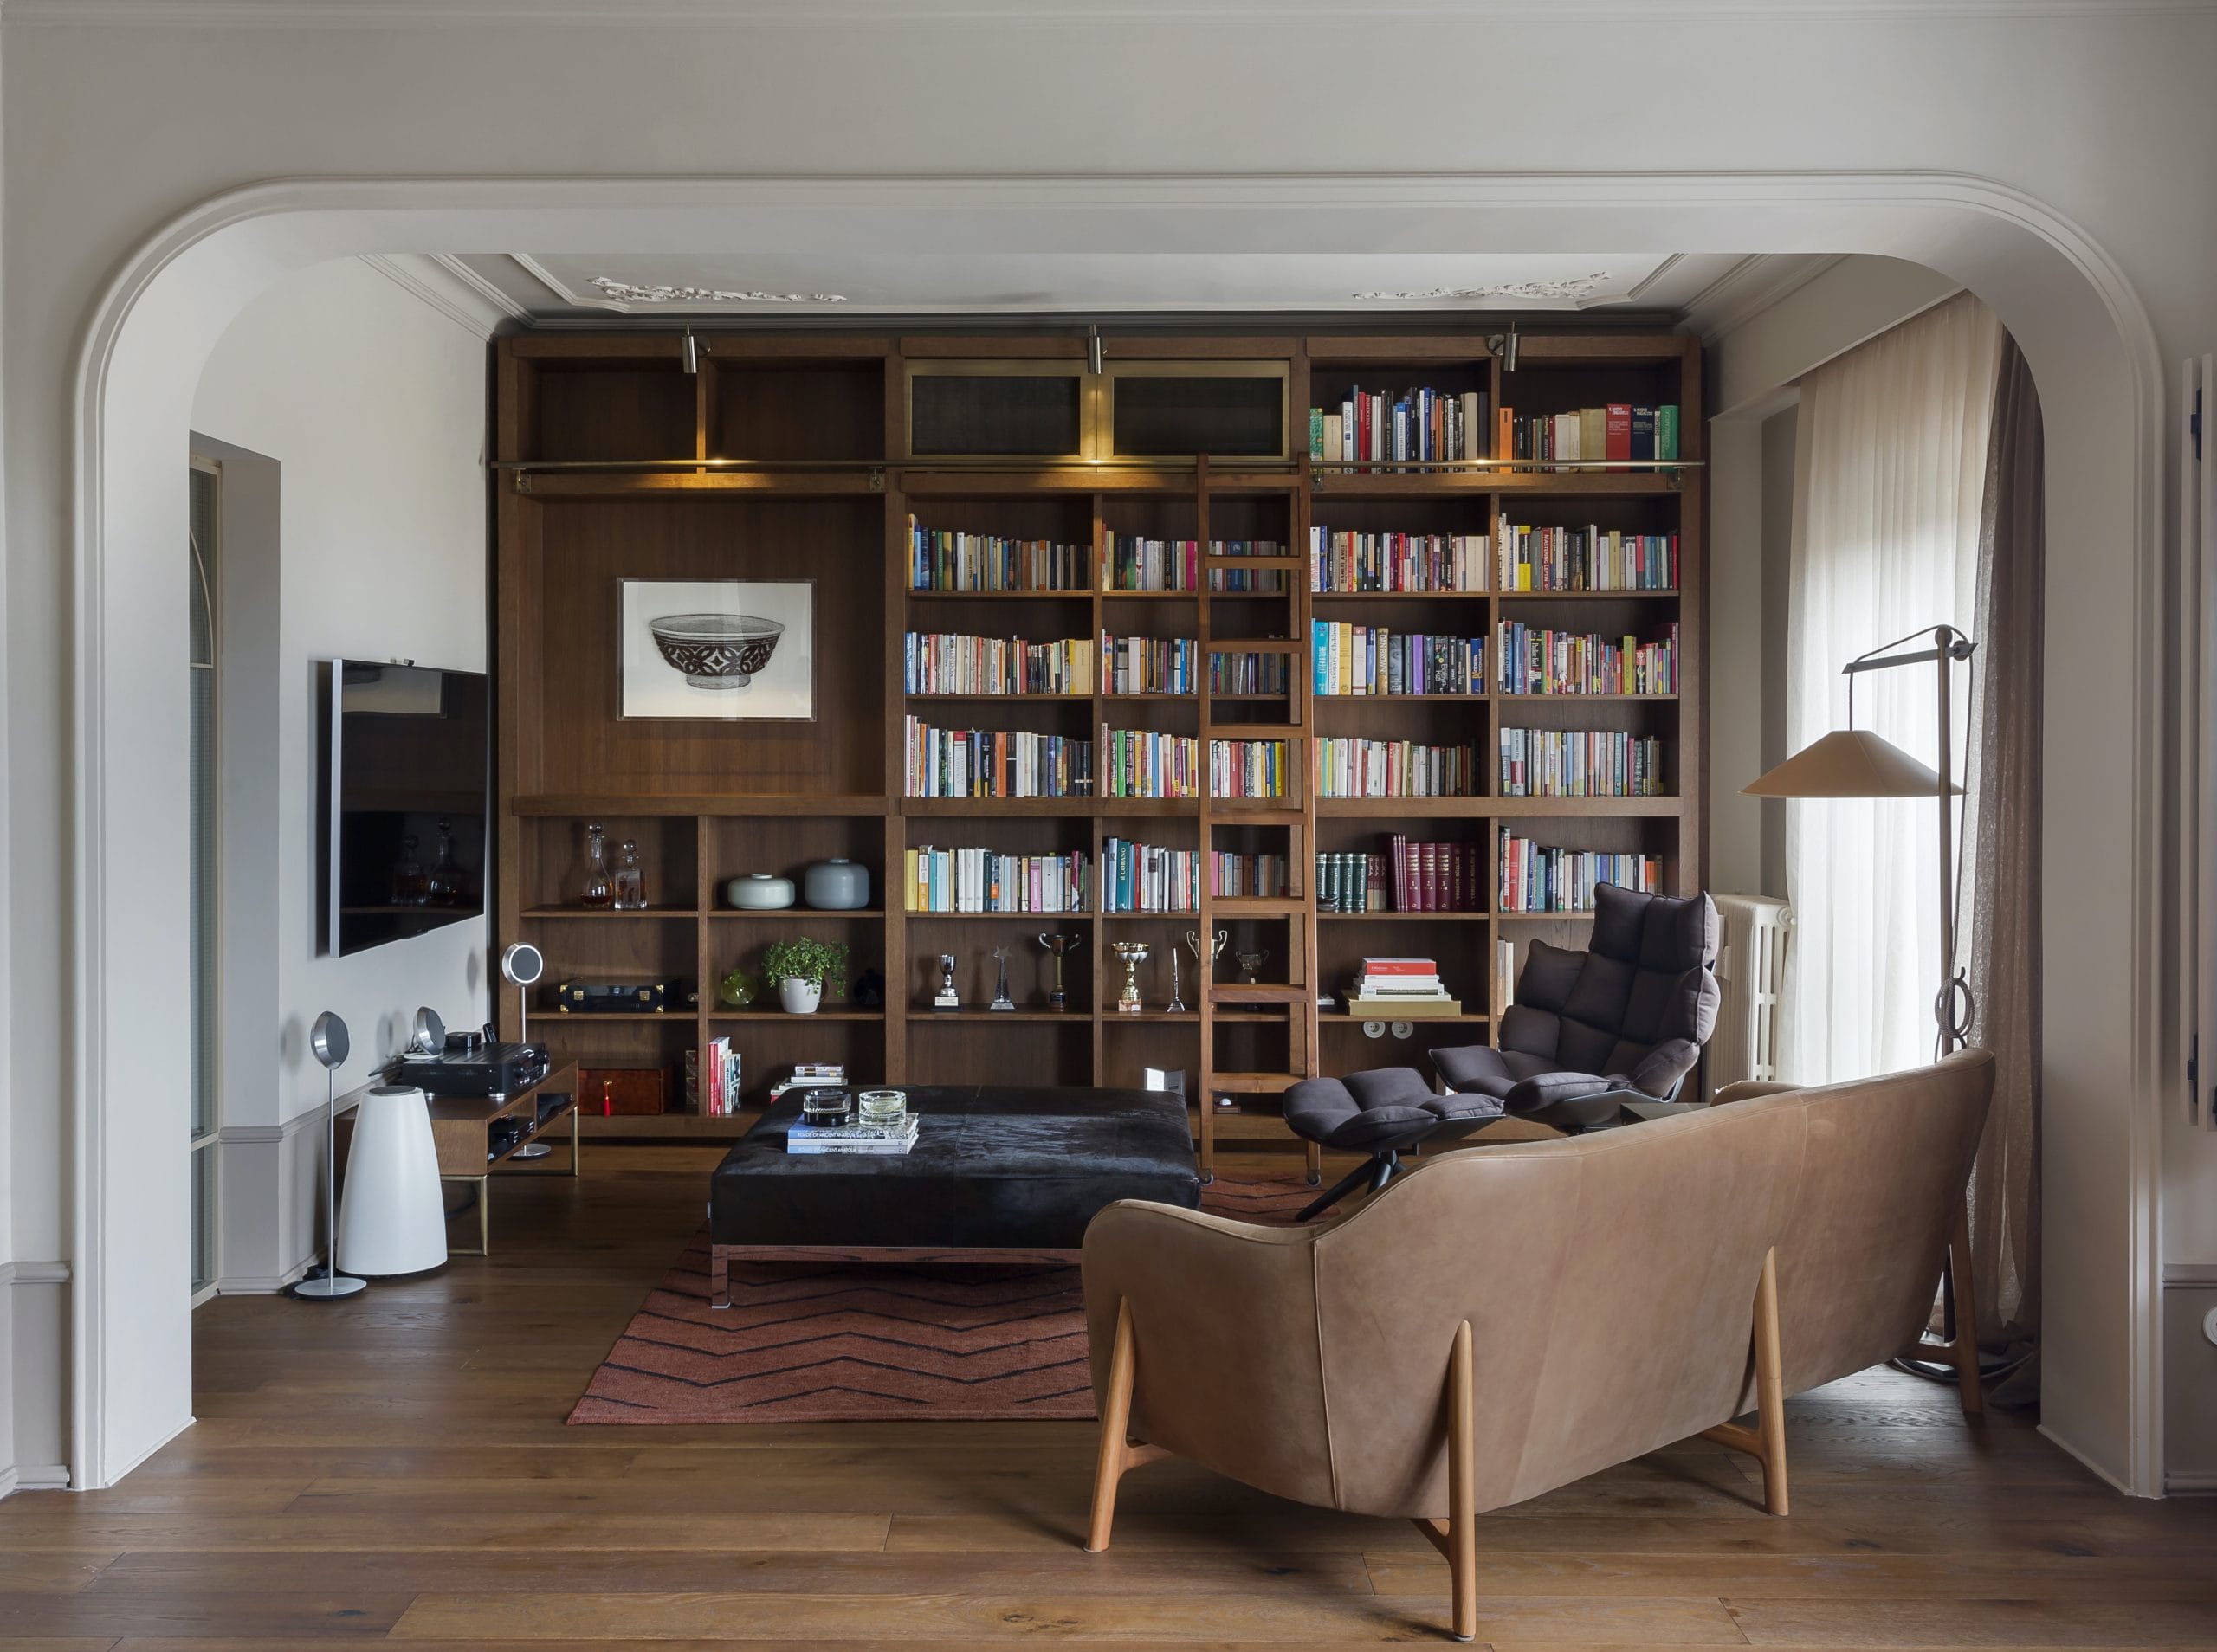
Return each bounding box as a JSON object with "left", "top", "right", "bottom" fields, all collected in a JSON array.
[{"left": 1742, "top": 728, "right": 1962, "bottom": 799}]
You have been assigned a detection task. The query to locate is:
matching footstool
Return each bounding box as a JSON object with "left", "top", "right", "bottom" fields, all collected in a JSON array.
[{"left": 1281, "top": 1068, "right": 1503, "bottom": 1221}]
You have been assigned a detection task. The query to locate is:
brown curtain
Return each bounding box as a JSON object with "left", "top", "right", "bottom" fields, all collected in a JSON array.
[{"left": 1966, "top": 334, "right": 2042, "bottom": 1346}]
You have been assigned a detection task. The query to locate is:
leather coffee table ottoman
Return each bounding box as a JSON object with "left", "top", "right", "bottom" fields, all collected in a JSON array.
[{"left": 707, "top": 1084, "right": 1200, "bottom": 1307}]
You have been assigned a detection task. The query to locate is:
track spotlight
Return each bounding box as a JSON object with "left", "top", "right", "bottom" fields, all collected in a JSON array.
[
  {"left": 1489, "top": 320, "right": 1519, "bottom": 372},
  {"left": 1087, "top": 326, "right": 1104, "bottom": 376},
  {"left": 682, "top": 326, "right": 700, "bottom": 376}
]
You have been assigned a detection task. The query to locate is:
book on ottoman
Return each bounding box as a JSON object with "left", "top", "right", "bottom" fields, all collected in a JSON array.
[{"left": 786, "top": 1117, "right": 920, "bottom": 1156}]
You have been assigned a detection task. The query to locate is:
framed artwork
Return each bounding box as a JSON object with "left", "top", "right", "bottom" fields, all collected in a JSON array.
[{"left": 618, "top": 578, "right": 816, "bottom": 721}]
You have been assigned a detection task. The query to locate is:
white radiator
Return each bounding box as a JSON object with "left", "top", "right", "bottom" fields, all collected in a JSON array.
[{"left": 1711, "top": 895, "right": 1793, "bottom": 1090}]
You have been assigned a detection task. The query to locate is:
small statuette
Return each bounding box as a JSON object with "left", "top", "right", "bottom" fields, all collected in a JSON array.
[
  {"left": 1110, "top": 940, "right": 1152, "bottom": 1015},
  {"left": 1236, "top": 948, "right": 1270, "bottom": 985},
  {"left": 933, "top": 952, "right": 961, "bottom": 1011},
  {"left": 1166, "top": 947, "right": 1186, "bottom": 1015},
  {"left": 989, "top": 945, "right": 1017, "bottom": 1012},
  {"left": 1036, "top": 932, "right": 1080, "bottom": 1012}
]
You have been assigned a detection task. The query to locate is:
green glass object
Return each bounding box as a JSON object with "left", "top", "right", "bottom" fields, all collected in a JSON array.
[{"left": 717, "top": 968, "right": 758, "bottom": 1009}]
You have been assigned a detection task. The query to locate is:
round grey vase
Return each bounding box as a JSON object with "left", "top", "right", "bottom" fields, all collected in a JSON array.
[
  {"left": 725, "top": 873, "right": 795, "bottom": 911},
  {"left": 803, "top": 857, "right": 870, "bottom": 910}
]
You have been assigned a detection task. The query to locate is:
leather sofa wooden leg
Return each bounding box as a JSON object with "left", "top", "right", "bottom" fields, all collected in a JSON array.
[
  {"left": 1085, "top": 1299, "right": 1171, "bottom": 1552},
  {"left": 1412, "top": 1320, "right": 1479, "bottom": 1641},
  {"left": 1701, "top": 1247, "right": 1790, "bottom": 1517},
  {"left": 1947, "top": 1204, "right": 1984, "bottom": 1416}
]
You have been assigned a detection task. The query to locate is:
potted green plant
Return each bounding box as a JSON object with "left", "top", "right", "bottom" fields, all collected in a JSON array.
[{"left": 759, "top": 937, "right": 851, "bottom": 1015}]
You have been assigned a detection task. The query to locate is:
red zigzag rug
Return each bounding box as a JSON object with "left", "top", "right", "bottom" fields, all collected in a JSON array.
[{"left": 568, "top": 1172, "right": 1315, "bottom": 1425}]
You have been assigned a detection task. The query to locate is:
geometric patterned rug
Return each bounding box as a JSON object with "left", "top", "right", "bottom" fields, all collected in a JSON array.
[{"left": 566, "top": 1171, "right": 1317, "bottom": 1425}]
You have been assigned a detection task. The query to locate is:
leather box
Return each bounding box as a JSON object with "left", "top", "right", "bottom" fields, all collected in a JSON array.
[{"left": 581, "top": 1067, "right": 669, "bottom": 1117}]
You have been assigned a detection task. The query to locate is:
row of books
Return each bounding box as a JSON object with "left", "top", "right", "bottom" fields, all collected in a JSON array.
[
  {"left": 1496, "top": 622, "right": 1680, "bottom": 696},
  {"left": 1309, "top": 529, "right": 1489, "bottom": 593},
  {"left": 1213, "top": 851, "right": 1289, "bottom": 899},
  {"left": 1388, "top": 835, "right": 1487, "bottom": 913},
  {"left": 1315, "top": 739, "right": 1475, "bottom": 799},
  {"left": 1210, "top": 738, "right": 1291, "bottom": 799},
  {"left": 1208, "top": 539, "right": 1290, "bottom": 593},
  {"left": 1498, "top": 729, "right": 1667, "bottom": 798},
  {"left": 1103, "top": 728, "right": 1199, "bottom": 798},
  {"left": 1316, "top": 850, "right": 1388, "bottom": 913},
  {"left": 904, "top": 847, "right": 1089, "bottom": 913},
  {"left": 903, "top": 717, "right": 1093, "bottom": 798},
  {"left": 1103, "top": 633, "right": 1199, "bottom": 695},
  {"left": 1495, "top": 519, "right": 1679, "bottom": 593},
  {"left": 908, "top": 519, "right": 1088, "bottom": 592},
  {"left": 1504, "top": 404, "right": 1681, "bottom": 468},
  {"left": 1309, "top": 387, "right": 1490, "bottom": 466},
  {"left": 1313, "top": 623, "right": 1486, "bottom": 697},
  {"left": 1345, "top": 955, "right": 1462, "bottom": 1017},
  {"left": 1211, "top": 649, "right": 1292, "bottom": 696},
  {"left": 1498, "top": 829, "right": 1661, "bottom": 913},
  {"left": 1107, "top": 534, "right": 1200, "bottom": 593},
  {"left": 698, "top": 1037, "right": 743, "bottom": 1118},
  {"left": 1101, "top": 837, "right": 1199, "bottom": 913},
  {"left": 904, "top": 632, "right": 1094, "bottom": 697}
]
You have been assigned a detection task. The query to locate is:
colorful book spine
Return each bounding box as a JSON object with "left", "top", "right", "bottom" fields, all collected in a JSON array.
[
  {"left": 907, "top": 515, "right": 1088, "bottom": 592},
  {"left": 1495, "top": 622, "right": 1680, "bottom": 696},
  {"left": 1494, "top": 513, "right": 1678, "bottom": 592},
  {"left": 1496, "top": 829, "right": 1662, "bottom": 913},
  {"left": 1209, "top": 739, "right": 1289, "bottom": 798},
  {"left": 1313, "top": 739, "right": 1475, "bottom": 799},
  {"left": 1105, "top": 534, "right": 1200, "bottom": 592},
  {"left": 904, "top": 847, "right": 1089, "bottom": 913},
  {"left": 1311, "top": 623, "right": 1485, "bottom": 696},
  {"left": 904, "top": 633, "right": 1094, "bottom": 696},
  {"left": 1309, "top": 387, "right": 1490, "bottom": 468},
  {"left": 1100, "top": 838, "right": 1201, "bottom": 913},
  {"left": 1208, "top": 649, "right": 1292, "bottom": 696},
  {"left": 1102, "top": 728, "right": 1201, "bottom": 798},
  {"left": 1309, "top": 527, "right": 1489, "bottom": 593},
  {"left": 1497, "top": 729, "right": 1665, "bottom": 797},
  {"left": 1207, "top": 539, "right": 1289, "bottom": 593},
  {"left": 1210, "top": 852, "right": 1288, "bottom": 899},
  {"left": 1099, "top": 633, "right": 1199, "bottom": 695},
  {"left": 902, "top": 717, "right": 1094, "bottom": 797},
  {"left": 1496, "top": 405, "right": 1678, "bottom": 471}
]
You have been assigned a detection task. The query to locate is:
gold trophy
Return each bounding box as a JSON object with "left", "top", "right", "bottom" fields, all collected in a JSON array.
[
  {"left": 1036, "top": 932, "right": 1081, "bottom": 1011},
  {"left": 1110, "top": 940, "right": 1152, "bottom": 1015}
]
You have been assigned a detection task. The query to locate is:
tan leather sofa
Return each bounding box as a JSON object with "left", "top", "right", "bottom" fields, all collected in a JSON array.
[{"left": 1079, "top": 1050, "right": 1994, "bottom": 1642}]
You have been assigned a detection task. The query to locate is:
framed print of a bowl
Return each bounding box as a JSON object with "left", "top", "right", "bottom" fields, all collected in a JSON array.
[{"left": 619, "top": 578, "right": 815, "bottom": 720}]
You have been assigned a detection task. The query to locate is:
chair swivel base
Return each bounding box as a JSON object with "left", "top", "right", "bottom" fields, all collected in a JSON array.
[{"left": 1298, "top": 1147, "right": 1404, "bottom": 1222}]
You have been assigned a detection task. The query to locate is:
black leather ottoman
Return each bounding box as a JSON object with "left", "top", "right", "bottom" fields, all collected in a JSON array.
[{"left": 707, "top": 1085, "right": 1200, "bottom": 1305}]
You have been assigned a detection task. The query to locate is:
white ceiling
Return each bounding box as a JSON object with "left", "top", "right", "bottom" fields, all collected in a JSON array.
[{"left": 449, "top": 250, "right": 1788, "bottom": 320}]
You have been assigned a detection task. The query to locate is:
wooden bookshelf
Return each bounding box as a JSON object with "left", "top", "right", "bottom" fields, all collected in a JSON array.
[{"left": 493, "top": 330, "right": 1703, "bottom": 1174}]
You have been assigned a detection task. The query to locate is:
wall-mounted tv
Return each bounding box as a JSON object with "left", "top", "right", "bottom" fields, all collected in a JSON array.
[{"left": 321, "top": 660, "right": 489, "bottom": 957}]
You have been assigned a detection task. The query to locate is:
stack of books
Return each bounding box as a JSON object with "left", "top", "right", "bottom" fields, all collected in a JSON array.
[
  {"left": 1498, "top": 403, "right": 1680, "bottom": 468},
  {"left": 1344, "top": 958, "right": 1461, "bottom": 1017},
  {"left": 698, "top": 1038, "right": 742, "bottom": 1117},
  {"left": 787, "top": 1115, "right": 921, "bottom": 1157},
  {"left": 766, "top": 1063, "right": 847, "bottom": 1101}
]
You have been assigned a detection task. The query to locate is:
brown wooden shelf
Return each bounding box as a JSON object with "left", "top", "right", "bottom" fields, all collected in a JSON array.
[
  {"left": 576, "top": 1112, "right": 757, "bottom": 1139},
  {"left": 906, "top": 1009, "right": 1088, "bottom": 1023},
  {"left": 1494, "top": 796, "right": 1683, "bottom": 816},
  {"left": 1316, "top": 797, "right": 1490, "bottom": 817},
  {"left": 541, "top": 1010, "right": 695, "bottom": 1023},
  {"left": 1319, "top": 908, "right": 1486, "bottom": 920},
  {"left": 708, "top": 907, "right": 888, "bottom": 919},
  {"left": 905, "top": 588, "right": 1093, "bottom": 601},
  {"left": 1496, "top": 908, "right": 1601, "bottom": 922},
  {"left": 707, "top": 1010, "right": 886, "bottom": 1022},
  {"left": 1499, "top": 589, "right": 1682, "bottom": 600},
  {"left": 1322, "top": 1010, "right": 1490, "bottom": 1025},
  {"left": 514, "top": 794, "right": 889, "bottom": 816},
  {"left": 522, "top": 906, "right": 701, "bottom": 920},
  {"left": 1315, "top": 693, "right": 1489, "bottom": 703},
  {"left": 902, "top": 796, "right": 1110, "bottom": 816},
  {"left": 1313, "top": 589, "right": 1490, "bottom": 600},
  {"left": 904, "top": 909, "right": 1095, "bottom": 921}
]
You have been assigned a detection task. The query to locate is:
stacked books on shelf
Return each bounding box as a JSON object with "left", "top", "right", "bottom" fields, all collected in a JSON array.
[
  {"left": 1211, "top": 851, "right": 1288, "bottom": 899},
  {"left": 1101, "top": 633, "right": 1197, "bottom": 695},
  {"left": 1496, "top": 517, "right": 1679, "bottom": 592},
  {"left": 1498, "top": 403, "right": 1680, "bottom": 468},
  {"left": 1102, "top": 838, "right": 1199, "bottom": 913},
  {"left": 903, "top": 717, "right": 1093, "bottom": 797},
  {"left": 1103, "top": 728, "right": 1200, "bottom": 798},
  {"left": 908, "top": 517, "right": 1088, "bottom": 592},
  {"left": 1496, "top": 622, "right": 1680, "bottom": 696},
  {"left": 1209, "top": 648, "right": 1292, "bottom": 696},
  {"left": 1313, "top": 623, "right": 1485, "bottom": 696},
  {"left": 787, "top": 1113, "right": 921, "bottom": 1156},
  {"left": 1344, "top": 957, "right": 1463, "bottom": 1018},
  {"left": 1389, "top": 834, "right": 1485, "bottom": 911},
  {"left": 1210, "top": 739, "right": 1289, "bottom": 798},
  {"left": 1317, "top": 849, "right": 1388, "bottom": 913},
  {"left": 905, "top": 847, "right": 1089, "bottom": 913},
  {"left": 1309, "top": 387, "right": 1490, "bottom": 467},
  {"left": 1498, "top": 729, "right": 1666, "bottom": 797},
  {"left": 1209, "top": 539, "right": 1289, "bottom": 593},
  {"left": 1106, "top": 533, "right": 1199, "bottom": 592},
  {"left": 905, "top": 632, "right": 1093, "bottom": 696},
  {"left": 1310, "top": 528, "right": 1489, "bottom": 593},
  {"left": 1497, "top": 829, "right": 1662, "bottom": 913},
  {"left": 700, "top": 1037, "right": 743, "bottom": 1117},
  {"left": 1315, "top": 739, "right": 1474, "bottom": 799}
]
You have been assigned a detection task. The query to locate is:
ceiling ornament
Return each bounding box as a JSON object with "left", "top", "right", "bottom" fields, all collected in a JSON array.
[
  {"left": 589, "top": 278, "right": 848, "bottom": 304},
  {"left": 1350, "top": 274, "right": 1614, "bottom": 301}
]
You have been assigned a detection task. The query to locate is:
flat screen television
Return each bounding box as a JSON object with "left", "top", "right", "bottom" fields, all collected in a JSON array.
[{"left": 322, "top": 660, "right": 489, "bottom": 957}]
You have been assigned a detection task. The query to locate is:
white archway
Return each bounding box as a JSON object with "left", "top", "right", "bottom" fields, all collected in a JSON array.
[{"left": 70, "top": 173, "right": 2175, "bottom": 1490}]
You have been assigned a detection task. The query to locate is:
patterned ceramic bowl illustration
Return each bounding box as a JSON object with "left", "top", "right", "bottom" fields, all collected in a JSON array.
[{"left": 648, "top": 613, "right": 785, "bottom": 689}]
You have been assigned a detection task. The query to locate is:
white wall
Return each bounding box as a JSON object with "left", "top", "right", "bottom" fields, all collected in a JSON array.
[
  {"left": 3, "top": 0, "right": 2214, "bottom": 1494},
  {"left": 190, "top": 257, "right": 491, "bottom": 1287}
]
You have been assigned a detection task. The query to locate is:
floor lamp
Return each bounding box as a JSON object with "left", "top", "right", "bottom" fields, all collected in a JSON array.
[
  {"left": 294, "top": 1010, "right": 367, "bottom": 1300},
  {"left": 1743, "top": 622, "right": 1987, "bottom": 1411}
]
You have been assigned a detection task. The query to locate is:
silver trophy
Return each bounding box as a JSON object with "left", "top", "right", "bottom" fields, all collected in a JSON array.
[
  {"left": 1036, "top": 932, "right": 1080, "bottom": 1012},
  {"left": 989, "top": 945, "right": 1017, "bottom": 1012},
  {"left": 934, "top": 952, "right": 961, "bottom": 1011},
  {"left": 1187, "top": 928, "right": 1229, "bottom": 983}
]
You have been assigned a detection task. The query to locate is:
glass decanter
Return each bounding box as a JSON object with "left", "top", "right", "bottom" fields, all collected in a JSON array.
[
  {"left": 578, "top": 821, "right": 614, "bottom": 909},
  {"left": 391, "top": 834, "right": 429, "bottom": 907},
  {"left": 425, "top": 817, "right": 463, "bottom": 907},
  {"left": 611, "top": 838, "right": 647, "bottom": 911}
]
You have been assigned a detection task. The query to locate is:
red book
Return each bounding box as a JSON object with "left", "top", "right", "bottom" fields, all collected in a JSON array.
[
  {"left": 1606, "top": 403, "right": 1632, "bottom": 468},
  {"left": 1361, "top": 956, "right": 1437, "bottom": 976}
]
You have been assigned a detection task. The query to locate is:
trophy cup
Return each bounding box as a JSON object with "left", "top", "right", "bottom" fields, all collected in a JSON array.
[
  {"left": 989, "top": 945, "right": 1018, "bottom": 1012},
  {"left": 1110, "top": 940, "right": 1151, "bottom": 1014},
  {"left": 933, "top": 952, "right": 961, "bottom": 1011},
  {"left": 1036, "top": 932, "right": 1080, "bottom": 1011},
  {"left": 1236, "top": 947, "right": 1270, "bottom": 984},
  {"left": 1187, "top": 928, "right": 1229, "bottom": 983}
]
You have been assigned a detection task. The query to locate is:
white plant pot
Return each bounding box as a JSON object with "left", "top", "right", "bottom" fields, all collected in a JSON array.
[{"left": 779, "top": 977, "right": 824, "bottom": 1014}]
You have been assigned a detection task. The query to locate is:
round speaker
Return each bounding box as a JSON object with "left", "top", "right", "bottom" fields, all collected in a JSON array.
[
  {"left": 501, "top": 942, "right": 546, "bottom": 987},
  {"left": 309, "top": 1011, "right": 350, "bottom": 1071},
  {"left": 410, "top": 1005, "right": 446, "bottom": 1055}
]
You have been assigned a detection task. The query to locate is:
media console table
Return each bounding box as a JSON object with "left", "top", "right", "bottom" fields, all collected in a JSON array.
[{"left": 707, "top": 1085, "right": 1200, "bottom": 1307}]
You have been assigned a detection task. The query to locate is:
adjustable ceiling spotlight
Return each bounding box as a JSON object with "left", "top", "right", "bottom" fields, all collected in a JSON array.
[
  {"left": 681, "top": 325, "right": 700, "bottom": 375},
  {"left": 1087, "top": 326, "right": 1105, "bottom": 376},
  {"left": 1487, "top": 319, "right": 1520, "bottom": 372}
]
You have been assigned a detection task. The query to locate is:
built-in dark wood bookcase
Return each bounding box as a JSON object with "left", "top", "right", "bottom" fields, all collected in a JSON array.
[{"left": 493, "top": 329, "right": 1703, "bottom": 1176}]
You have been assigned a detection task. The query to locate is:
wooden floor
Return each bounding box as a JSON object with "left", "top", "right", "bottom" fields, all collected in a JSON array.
[{"left": 4, "top": 1158, "right": 2216, "bottom": 1649}]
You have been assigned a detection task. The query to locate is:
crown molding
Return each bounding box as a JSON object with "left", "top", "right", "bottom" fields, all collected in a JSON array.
[
  {"left": 10, "top": 0, "right": 2214, "bottom": 23},
  {"left": 1684, "top": 253, "right": 1847, "bottom": 344},
  {"left": 358, "top": 253, "right": 515, "bottom": 337}
]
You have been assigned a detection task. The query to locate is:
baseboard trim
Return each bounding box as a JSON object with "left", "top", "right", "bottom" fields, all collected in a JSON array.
[
  {"left": 7, "top": 1261, "right": 71, "bottom": 1287},
  {"left": 2039, "top": 1422, "right": 2143, "bottom": 1497},
  {"left": 2161, "top": 1263, "right": 2217, "bottom": 1287},
  {"left": 218, "top": 1103, "right": 328, "bottom": 1147},
  {"left": 12, "top": 1464, "right": 70, "bottom": 1493},
  {"left": 2165, "top": 1470, "right": 2217, "bottom": 1494},
  {"left": 218, "top": 1255, "right": 320, "bottom": 1294}
]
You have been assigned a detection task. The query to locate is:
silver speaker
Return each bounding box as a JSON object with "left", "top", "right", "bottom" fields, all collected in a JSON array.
[{"left": 295, "top": 1011, "right": 366, "bottom": 1300}]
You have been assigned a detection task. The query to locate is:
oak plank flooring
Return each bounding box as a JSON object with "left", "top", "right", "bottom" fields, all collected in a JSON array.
[{"left": 0, "top": 1162, "right": 2212, "bottom": 1648}]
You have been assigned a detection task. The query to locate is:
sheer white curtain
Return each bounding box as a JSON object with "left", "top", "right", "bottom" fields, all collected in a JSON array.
[{"left": 1781, "top": 293, "right": 2003, "bottom": 1083}]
